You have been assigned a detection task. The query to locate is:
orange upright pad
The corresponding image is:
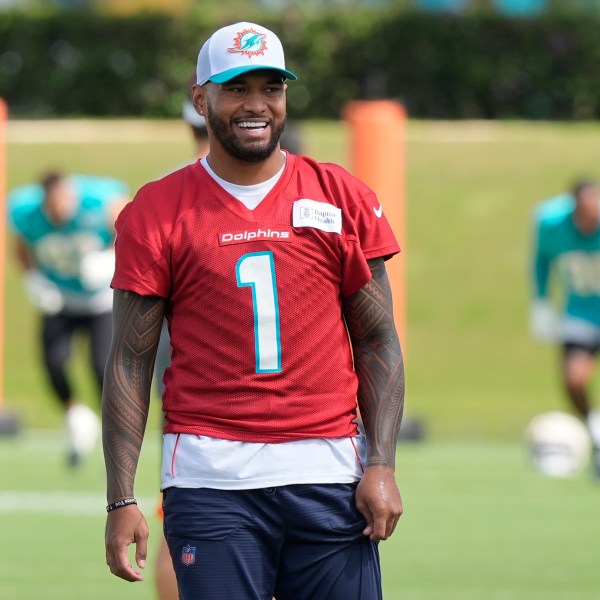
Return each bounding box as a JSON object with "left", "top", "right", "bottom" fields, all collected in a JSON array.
[
  {"left": 0, "top": 99, "right": 7, "bottom": 406},
  {"left": 343, "top": 100, "right": 407, "bottom": 349}
]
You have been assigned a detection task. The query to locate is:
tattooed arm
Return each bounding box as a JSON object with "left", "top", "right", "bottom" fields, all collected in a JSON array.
[
  {"left": 103, "top": 289, "right": 165, "bottom": 582},
  {"left": 343, "top": 257, "right": 405, "bottom": 541}
]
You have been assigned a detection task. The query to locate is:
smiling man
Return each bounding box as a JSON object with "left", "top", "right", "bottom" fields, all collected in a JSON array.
[{"left": 103, "top": 21, "right": 405, "bottom": 600}]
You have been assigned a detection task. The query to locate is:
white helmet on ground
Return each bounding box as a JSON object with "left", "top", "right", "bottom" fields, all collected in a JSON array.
[
  {"left": 65, "top": 403, "right": 100, "bottom": 467},
  {"left": 526, "top": 411, "right": 591, "bottom": 478}
]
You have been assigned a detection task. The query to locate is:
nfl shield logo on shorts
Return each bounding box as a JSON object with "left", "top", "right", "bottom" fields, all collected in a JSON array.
[{"left": 181, "top": 544, "right": 196, "bottom": 566}]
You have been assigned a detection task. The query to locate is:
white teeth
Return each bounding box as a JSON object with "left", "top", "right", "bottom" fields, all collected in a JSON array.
[{"left": 238, "top": 121, "right": 267, "bottom": 129}]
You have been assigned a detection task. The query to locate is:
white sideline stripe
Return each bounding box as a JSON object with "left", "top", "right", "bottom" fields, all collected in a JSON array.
[
  {"left": 0, "top": 492, "right": 156, "bottom": 515},
  {"left": 7, "top": 120, "right": 189, "bottom": 144},
  {"left": 5, "top": 119, "right": 572, "bottom": 145},
  {"left": 5, "top": 428, "right": 161, "bottom": 451}
]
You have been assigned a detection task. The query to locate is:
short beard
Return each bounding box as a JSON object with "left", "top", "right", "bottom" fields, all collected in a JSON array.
[{"left": 206, "top": 100, "right": 286, "bottom": 163}]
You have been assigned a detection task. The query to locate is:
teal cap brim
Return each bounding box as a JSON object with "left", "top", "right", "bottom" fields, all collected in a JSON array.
[{"left": 210, "top": 65, "right": 298, "bottom": 84}]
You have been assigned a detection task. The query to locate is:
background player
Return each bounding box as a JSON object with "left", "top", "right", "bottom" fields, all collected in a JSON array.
[
  {"left": 7, "top": 170, "right": 129, "bottom": 466},
  {"left": 153, "top": 99, "right": 209, "bottom": 600},
  {"left": 530, "top": 178, "right": 600, "bottom": 476},
  {"left": 153, "top": 100, "right": 210, "bottom": 401}
]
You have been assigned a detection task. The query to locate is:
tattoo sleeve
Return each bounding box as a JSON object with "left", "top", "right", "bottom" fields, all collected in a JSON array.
[
  {"left": 102, "top": 289, "right": 165, "bottom": 502},
  {"left": 343, "top": 257, "right": 405, "bottom": 468}
]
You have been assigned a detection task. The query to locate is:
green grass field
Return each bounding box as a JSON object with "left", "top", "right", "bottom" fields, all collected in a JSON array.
[
  {"left": 6, "top": 118, "right": 600, "bottom": 436},
  {"left": 3, "top": 118, "right": 600, "bottom": 599},
  {"left": 1, "top": 433, "right": 599, "bottom": 600}
]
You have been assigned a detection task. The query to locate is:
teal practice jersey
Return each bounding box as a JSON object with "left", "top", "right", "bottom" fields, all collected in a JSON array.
[
  {"left": 7, "top": 174, "right": 127, "bottom": 294},
  {"left": 532, "top": 193, "right": 600, "bottom": 326}
]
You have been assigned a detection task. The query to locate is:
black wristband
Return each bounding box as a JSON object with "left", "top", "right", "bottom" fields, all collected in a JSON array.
[{"left": 106, "top": 498, "right": 137, "bottom": 513}]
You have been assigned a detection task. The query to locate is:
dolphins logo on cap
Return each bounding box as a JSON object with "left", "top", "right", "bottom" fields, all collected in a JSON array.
[{"left": 228, "top": 28, "right": 268, "bottom": 57}]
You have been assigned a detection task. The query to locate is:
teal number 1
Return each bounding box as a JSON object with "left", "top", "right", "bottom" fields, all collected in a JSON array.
[{"left": 236, "top": 251, "right": 282, "bottom": 373}]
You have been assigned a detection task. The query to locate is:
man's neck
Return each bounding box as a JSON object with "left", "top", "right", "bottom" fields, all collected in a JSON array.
[{"left": 205, "top": 147, "right": 285, "bottom": 186}]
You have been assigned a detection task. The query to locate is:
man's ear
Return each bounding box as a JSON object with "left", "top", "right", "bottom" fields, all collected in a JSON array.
[{"left": 191, "top": 84, "right": 206, "bottom": 117}]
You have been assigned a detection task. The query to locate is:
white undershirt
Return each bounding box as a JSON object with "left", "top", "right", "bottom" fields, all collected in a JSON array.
[
  {"left": 162, "top": 154, "right": 365, "bottom": 491},
  {"left": 200, "top": 153, "right": 285, "bottom": 210},
  {"left": 161, "top": 433, "right": 366, "bottom": 491}
]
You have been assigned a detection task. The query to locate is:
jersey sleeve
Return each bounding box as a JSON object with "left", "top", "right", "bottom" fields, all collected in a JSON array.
[
  {"left": 6, "top": 184, "right": 43, "bottom": 236},
  {"left": 531, "top": 216, "right": 551, "bottom": 300},
  {"left": 530, "top": 195, "right": 572, "bottom": 300},
  {"left": 334, "top": 167, "right": 401, "bottom": 297},
  {"left": 349, "top": 187, "right": 401, "bottom": 260},
  {"left": 111, "top": 184, "right": 171, "bottom": 297}
]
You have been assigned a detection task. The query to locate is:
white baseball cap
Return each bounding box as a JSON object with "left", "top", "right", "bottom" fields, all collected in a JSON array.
[{"left": 196, "top": 22, "right": 298, "bottom": 86}]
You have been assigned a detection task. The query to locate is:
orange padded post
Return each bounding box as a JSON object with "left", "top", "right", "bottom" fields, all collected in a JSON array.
[
  {"left": 0, "top": 98, "right": 20, "bottom": 435},
  {"left": 0, "top": 98, "right": 6, "bottom": 408},
  {"left": 343, "top": 100, "right": 407, "bottom": 348}
]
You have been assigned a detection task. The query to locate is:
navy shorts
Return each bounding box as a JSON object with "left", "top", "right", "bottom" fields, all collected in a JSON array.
[{"left": 163, "top": 483, "right": 382, "bottom": 600}]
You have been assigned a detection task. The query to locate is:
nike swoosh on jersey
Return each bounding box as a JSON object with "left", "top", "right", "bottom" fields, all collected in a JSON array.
[{"left": 373, "top": 204, "right": 383, "bottom": 218}]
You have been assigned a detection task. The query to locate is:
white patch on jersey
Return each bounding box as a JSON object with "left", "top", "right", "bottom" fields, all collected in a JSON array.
[
  {"left": 293, "top": 199, "right": 342, "bottom": 234},
  {"left": 373, "top": 204, "right": 383, "bottom": 218}
]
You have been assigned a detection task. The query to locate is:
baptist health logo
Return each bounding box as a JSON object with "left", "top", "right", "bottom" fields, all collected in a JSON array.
[
  {"left": 292, "top": 199, "right": 342, "bottom": 234},
  {"left": 301, "top": 206, "right": 336, "bottom": 225},
  {"left": 228, "top": 29, "right": 268, "bottom": 57}
]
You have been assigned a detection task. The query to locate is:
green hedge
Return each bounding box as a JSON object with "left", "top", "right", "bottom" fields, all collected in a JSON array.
[
  {"left": 0, "top": 11, "right": 191, "bottom": 117},
  {"left": 2, "top": 8, "right": 600, "bottom": 119}
]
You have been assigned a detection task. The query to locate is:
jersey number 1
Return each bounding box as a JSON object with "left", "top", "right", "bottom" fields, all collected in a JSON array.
[{"left": 236, "top": 251, "right": 282, "bottom": 373}]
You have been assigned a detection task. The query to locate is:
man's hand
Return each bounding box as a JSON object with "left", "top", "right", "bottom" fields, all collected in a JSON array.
[
  {"left": 355, "top": 465, "right": 403, "bottom": 541},
  {"left": 80, "top": 248, "right": 115, "bottom": 290},
  {"left": 105, "top": 505, "right": 149, "bottom": 582},
  {"left": 23, "top": 270, "right": 65, "bottom": 314},
  {"left": 530, "top": 299, "right": 559, "bottom": 342}
]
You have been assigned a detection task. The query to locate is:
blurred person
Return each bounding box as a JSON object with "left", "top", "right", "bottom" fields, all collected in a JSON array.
[
  {"left": 7, "top": 171, "right": 129, "bottom": 466},
  {"left": 153, "top": 100, "right": 211, "bottom": 401},
  {"left": 279, "top": 118, "right": 303, "bottom": 155},
  {"left": 103, "top": 21, "right": 404, "bottom": 600},
  {"left": 153, "top": 99, "right": 209, "bottom": 600},
  {"left": 530, "top": 178, "right": 600, "bottom": 476}
]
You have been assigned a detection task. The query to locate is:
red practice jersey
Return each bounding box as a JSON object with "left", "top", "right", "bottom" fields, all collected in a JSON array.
[{"left": 113, "top": 153, "right": 400, "bottom": 443}]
